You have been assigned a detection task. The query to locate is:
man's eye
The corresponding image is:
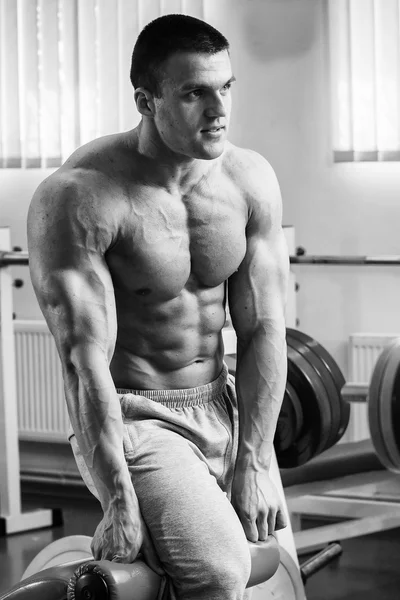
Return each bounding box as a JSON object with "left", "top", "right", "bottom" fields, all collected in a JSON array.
[
  {"left": 221, "top": 83, "right": 231, "bottom": 94},
  {"left": 188, "top": 89, "right": 203, "bottom": 98}
]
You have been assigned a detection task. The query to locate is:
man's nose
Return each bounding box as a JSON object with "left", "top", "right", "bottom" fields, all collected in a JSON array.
[{"left": 204, "top": 92, "right": 227, "bottom": 119}]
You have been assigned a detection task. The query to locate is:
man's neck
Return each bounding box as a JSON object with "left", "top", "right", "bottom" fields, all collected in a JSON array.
[{"left": 130, "top": 120, "right": 218, "bottom": 194}]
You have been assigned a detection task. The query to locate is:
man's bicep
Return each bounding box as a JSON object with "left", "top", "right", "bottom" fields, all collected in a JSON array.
[
  {"left": 228, "top": 158, "right": 289, "bottom": 342},
  {"left": 28, "top": 180, "right": 117, "bottom": 363},
  {"left": 228, "top": 230, "right": 289, "bottom": 342},
  {"left": 228, "top": 152, "right": 289, "bottom": 339},
  {"left": 31, "top": 254, "right": 117, "bottom": 365}
]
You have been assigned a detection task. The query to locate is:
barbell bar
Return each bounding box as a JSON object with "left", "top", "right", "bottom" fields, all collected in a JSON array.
[
  {"left": 0, "top": 251, "right": 29, "bottom": 266},
  {"left": 290, "top": 255, "right": 400, "bottom": 266},
  {"left": 3, "top": 250, "right": 400, "bottom": 268}
]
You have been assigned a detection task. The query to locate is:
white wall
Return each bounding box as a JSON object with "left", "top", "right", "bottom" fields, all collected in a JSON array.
[
  {"left": 2, "top": 0, "right": 400, "bottom": 377},
  {"left": 206, "top": 0, "right": 400, "bottom": 376}
]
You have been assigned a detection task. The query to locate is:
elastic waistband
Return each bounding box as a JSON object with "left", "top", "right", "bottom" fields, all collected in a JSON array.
[{"left": 116, "top": 363, "right": 229, "bottom": 408}]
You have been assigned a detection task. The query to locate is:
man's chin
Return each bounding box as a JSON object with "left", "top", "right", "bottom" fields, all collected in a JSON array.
[{"left": 195, "top": 141, "right": 226, "bottom": 160}]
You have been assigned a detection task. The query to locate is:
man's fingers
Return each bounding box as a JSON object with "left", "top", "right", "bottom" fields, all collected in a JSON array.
[
  {"left": 111, "top": 553, "right": 125, "bottom": 563},
  {"left": 275, "top": 508, "right": 288, "bottom": 531},
  {"left": 267, "top": 508, "right": 278, "bottom": 536},
  {"left": 258, "top": 505, "right": 288, "bottom": 538},
  {"left": 240, "top": 515, "right": 259, "bottom": 543},
  {"left": 256, "top": 512, "right": 269, "bottom": 541}
]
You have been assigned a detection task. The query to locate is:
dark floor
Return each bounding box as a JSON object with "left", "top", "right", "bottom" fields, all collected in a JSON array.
[
  {"left": 0, "top": 502, "right": 103, "bottom": 594},
  {"left": 303, "top": 527, "right": 400, "bottom": 600},
  {"left": 1, "top": 504, "right": 400, "bottom": 599}
]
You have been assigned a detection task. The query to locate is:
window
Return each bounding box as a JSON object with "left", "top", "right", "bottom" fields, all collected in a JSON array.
[
  {"left": 0, "top": 0, "right": 205, "bottom": 168},
  {"left": 329, "top": 0, "right": 400, "bottom": 162}
]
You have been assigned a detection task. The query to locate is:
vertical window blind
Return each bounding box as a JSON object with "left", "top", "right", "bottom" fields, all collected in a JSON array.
[
  {"left": 0, "top": 0, "right": 205, "bottom": 168},
  {"left": 329, "top": 0, "right": 400, "bottom": 162}
]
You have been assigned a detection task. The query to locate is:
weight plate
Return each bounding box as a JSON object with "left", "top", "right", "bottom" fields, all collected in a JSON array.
[
  {"left": 252, "top": 546, "right": 305, "bottom": 600},
  {"left": 278, "top": 427, "right": 319, "bottom": 469},
  {"left": 286, "top": 328, "right": 345, "bottom": 391},
  {"left": 275, "top": 382, "right": 304, "bottom": 453},
  {"left": 368, "top": 343, "right": 397, "bottom": 471},
  {"left": 286, "top": 333, "right": 340, "bottom": 453},
  {"left": 21, "top": 535, "right": 93, "bottom": 580},
  {"left": 278, "top": 346, "right": 331, "bottom": 468},
  {"left": 334, "top": 399, "right": 351, "bottom": 447},
  {"left": 275, "top": 392, "right": 297, "bottom": 453},
  {"left": 287, "top": 329, "right": 350, "bottom": 446},
  {"left": 287, "top": 382, "right": 304, "bottom": 440},
  {"left": 379, "top": 340, "right": 400, "bottom": 473},
  {"left": 288, "top": 344, "right": 332, "bottom": 457}
]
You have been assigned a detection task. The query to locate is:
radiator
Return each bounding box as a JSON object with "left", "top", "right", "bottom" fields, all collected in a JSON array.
[
  {"left": 342, "top": 333, "right": 400, "bottom": 443},
  {"left": 14, "top": 320, "right": 68, "bottom": 441},
  {"left": 348, "top": 334, "right": 400, "bottom": 384}
]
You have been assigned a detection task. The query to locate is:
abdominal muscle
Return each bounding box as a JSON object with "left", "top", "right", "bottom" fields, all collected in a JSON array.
[{"left": 110, "top": 282, "right": 228, "bottom": 390}]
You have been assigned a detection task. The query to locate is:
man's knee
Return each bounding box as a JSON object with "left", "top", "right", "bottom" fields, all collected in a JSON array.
[{"left": 196, "top": 542, "right": 251, "bottom": 596}]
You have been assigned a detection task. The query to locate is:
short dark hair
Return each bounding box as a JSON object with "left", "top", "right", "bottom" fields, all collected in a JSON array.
[{"left": 130, "top": 14, "right": 229, "bottom": 97}]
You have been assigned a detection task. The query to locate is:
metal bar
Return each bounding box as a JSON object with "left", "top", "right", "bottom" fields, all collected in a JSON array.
[
  {"left": 0, "top": 251, "right": 29, "bottom": 266},
  {"left": 295, "top": 511, "right": 400, "bottom": 555},
  {"left": 341, "top": 382, "right": 369, "bottom": 402},
  {"left": 290, "top": 255, "right": 400, "bottom": 266},
  {"left": 2, "top": 250, "right": 400, "bottom": 268}
]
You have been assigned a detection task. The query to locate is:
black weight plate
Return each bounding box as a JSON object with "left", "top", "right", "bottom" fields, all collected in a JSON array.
[
  {"left": 277, "top": 356, "right": 318, "bottom": 467},
  {"left": 390, "top": 354, "right": 400, "bottom": 471},
  {"left": 287, "top": 381, "right": 304, "bottom": 440},
  {"left": 379, "top": 340, "right": 400, "bottom": 473},
  {"left": 275, "top": 392, "right": 297, "bottom": 453},
  {"left": 277, "top": 346, "right": 331, "bottom": 467},
  {"left": 274, "top": 382, "right": 304, "bottom": 453},
  {"left": 368, "top": 343, "right": 397, "bottom": 471},
  {"left": 277, "top": 423, "right": 317, "bottom": 468},
  {"left": 287, "top": 328, "right": 350, "bottom": 445},
  {"left": 287, "top": 328, "right": 346, "bottom": 392},
  {"left": 334, "top": 398, "right": 351, "bottom": 446},
  {"left": 287, "top": 343, "right": 333, "bottom": 457},
  {"left": 286, "top": 332, "right": 340, "bottom": 453}
]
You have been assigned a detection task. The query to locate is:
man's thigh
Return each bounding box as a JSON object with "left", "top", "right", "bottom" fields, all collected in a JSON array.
[{"left": 125, "top": 425, "right": 251, "bottom": 592}]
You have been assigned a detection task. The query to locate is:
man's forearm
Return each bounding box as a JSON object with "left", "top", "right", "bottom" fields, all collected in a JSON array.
[
  {"left": 234, "top": 318, "right": 287, "bottom": 472},
  {"left": 65, "top": 347, "right": 137, "bottom": 510}
]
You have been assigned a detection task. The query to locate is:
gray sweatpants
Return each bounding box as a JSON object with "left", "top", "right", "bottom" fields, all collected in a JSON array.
[{"left": 69, "top": 364, "right": 252, "bottom": 600}]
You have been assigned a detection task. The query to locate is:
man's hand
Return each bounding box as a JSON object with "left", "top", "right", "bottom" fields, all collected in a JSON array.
[
  {"left": 91, "top": 501, "right": 164, "bottom": 576},
  {"left": 231, "top": 468, "right": 287, "bottom": 542}
]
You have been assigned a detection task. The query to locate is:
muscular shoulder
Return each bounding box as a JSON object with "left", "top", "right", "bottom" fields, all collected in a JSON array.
[
  {"left": 222, "top": 143, "right": 282, "bottom": 230},
  {"left": 28, "top": 166, "right": 120, "bottom": 256},
  {"left": 61, "top": 131, "right": 128, "bottom": 172}
]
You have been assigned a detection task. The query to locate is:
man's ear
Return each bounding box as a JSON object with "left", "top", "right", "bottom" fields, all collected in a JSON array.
[{"left": 134, "top": 88, "right": 156, "bottom": 117}]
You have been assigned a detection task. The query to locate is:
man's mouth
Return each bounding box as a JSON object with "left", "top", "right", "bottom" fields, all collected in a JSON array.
[{"left": 202, "top": 126, "right": 225, "bottom": 133}]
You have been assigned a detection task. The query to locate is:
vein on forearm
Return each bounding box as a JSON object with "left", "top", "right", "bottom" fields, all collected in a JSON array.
[
  {"left": 64, "top": 350, "right": 134, "bottom": 504},
  {"left": 235, "top": 318, "right": 287, "bottom": 470}
]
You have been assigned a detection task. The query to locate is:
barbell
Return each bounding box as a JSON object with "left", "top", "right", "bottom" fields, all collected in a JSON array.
[
  {"left": 3, "top": 249, "right": 400, "bottom": 268},
  {"left": 268, "top": 330, "right": 400, "bottom": 474},
  {"left": 272, "top": 329, "right": 350, "bottom": 468}
]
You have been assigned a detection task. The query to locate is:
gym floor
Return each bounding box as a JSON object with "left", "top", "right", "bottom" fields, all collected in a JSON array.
[{"left": 1, "top": 504, "right": 399, "bottom": 599}]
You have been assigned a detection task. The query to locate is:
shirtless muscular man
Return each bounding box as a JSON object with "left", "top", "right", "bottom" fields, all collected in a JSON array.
[{"left": 28, "top": 14, "right": 289, "bottom": 600}]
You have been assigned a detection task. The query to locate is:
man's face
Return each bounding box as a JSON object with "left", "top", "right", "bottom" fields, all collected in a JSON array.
[{"left": 153, "top": 50, "right": 234, "bottom": 160}]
